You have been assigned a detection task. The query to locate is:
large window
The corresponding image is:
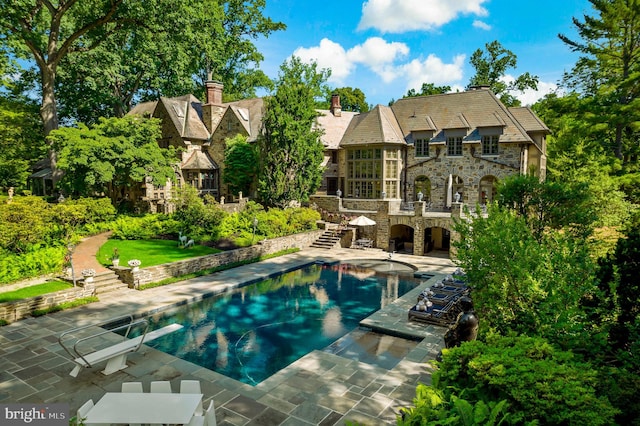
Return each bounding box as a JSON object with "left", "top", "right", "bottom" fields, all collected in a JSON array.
[
  {"left": 415, "top": 138, "right": 430, "bottom": 157},
  {"left": 447, "top": 136, "right": 463, "bottom": 156},
  {"left": 347, "top": 148, "right": 382, "bottom": 198},
  {"left": 482, "top": 135, "right": 499, "bottom": 155}
]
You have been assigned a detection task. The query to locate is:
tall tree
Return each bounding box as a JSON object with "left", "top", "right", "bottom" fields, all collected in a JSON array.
[
  {"left": 55, "top": 0, "right": 285, "bottom": 124},
  {"left": 0, "top": 0, "right": 148, "bottom": 176},
  {"left": 223, "top": 134, "right": 257, "bottom": 197},
  {"left": 403, "top": 82, "right": 451, "bottom": 98},
  {"left": 257, "top": 57, "right": 329, "bottom": 208},
  {"left": 559, "top": 0, "right": 640, "bottom": 161},
  {"left": 467, "top": 40, "right": 538, "bottom": 107}
]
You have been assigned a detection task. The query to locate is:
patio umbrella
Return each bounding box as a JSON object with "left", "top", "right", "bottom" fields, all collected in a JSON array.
[{"left": 348, "top": 215, "right": 376, "bottom": 226}]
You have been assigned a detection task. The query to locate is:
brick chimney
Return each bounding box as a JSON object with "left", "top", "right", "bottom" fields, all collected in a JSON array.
[
  {"left": 330, "top": 94, "right": 342, "bottom": 117},
  {"left": 205, "top": 80, "right": 223, "bottom": 105},
  {"left": 203, "top": 80, "right": 225, "bottom": 133}
]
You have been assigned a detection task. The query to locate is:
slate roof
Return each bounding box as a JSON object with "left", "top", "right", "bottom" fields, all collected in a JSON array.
[
  {"left": 182, "top": 150, "right": 218, "bottom": 170},
  {"left": 509, "top": 107, "right": 551, "bottom": 133},
  {"left": 389, "top": 90, "right": 534, "bottom": 144},
  {"left": 340, "top": 105, "right": 405, "bottom": 146},
  {"left": 159, "top": 95, "right": 210, "bottom": 142},
  {"left": 314, "top": 110, "right": 360, "bottom": 150}
]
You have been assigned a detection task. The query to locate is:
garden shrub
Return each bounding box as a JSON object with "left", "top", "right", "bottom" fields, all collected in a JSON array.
[
  {"left": 0, "top": 246, "right": 67, "bottom": 284},
  {"left": 398, "top": 384, "right": 511, "bottom": 426},
  {"left": 110, "top": 214, "right": 180, "bottom": 240},
  {"left": 435, "top": 335, "right": 618, "bottom": 425}
]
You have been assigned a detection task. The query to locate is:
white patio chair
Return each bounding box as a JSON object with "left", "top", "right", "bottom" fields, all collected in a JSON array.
[
  {"left": 180, "top": 380, "right": 203, "bottom": 415},
  {"left": 186, "top": 414, "right": 205, "bottom": 426},
  {"left": 121, "top": 381, "right": 144, "bottom": 393},
  {"left": 76, "top": 399, "right": 94, "bottom": 424},
  {"left": 150, "top": 380, "right": 172, "bottom": 393},
  {"left": 203, "top": 400, "right": 217, "bottom": 426}
]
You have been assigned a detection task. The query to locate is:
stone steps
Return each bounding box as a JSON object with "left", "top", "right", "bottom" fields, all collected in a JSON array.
[
  {"left": 310, "top": 230, "right": 343, "bottom": 249},
  {"left": 84, "top": 270, "right": 129, "bottom": 294}
]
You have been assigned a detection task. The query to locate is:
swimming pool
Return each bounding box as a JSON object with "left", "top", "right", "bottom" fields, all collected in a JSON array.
[{"left": 137, "top": 261, "right": 421, "bottom": 385}]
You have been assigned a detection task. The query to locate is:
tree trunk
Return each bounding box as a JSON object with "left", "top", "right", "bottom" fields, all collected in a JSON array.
[
  {"left": 40, "top": 65, "right": 63, "bottom": 182},
  {"left": 615, "top": 124, "right": 624, "bottom": 160}
]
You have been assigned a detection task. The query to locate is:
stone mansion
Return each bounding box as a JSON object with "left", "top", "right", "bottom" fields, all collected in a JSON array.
[{"left": 128, "top": 82, "right": 549, "bottom": 256}]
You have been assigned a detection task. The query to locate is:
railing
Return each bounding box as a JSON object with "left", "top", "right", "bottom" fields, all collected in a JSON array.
[{"left": 58, "top": 314, "right": 149, "bottom": 369}]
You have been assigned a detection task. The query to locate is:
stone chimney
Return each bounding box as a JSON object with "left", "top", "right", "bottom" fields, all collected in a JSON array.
[
  {"left": 330, "top": 94, "right": 342, "bottom": 117},
  {"left": 202, "top": 80, "right": 225, "bottom": 133}
]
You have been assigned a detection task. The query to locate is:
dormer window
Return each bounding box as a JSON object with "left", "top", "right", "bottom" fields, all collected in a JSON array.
[
  {"left": 482, "top": 135, "right": 499, "bottom": 155},
  {"left": 415, "top": 138, "right": 430, "bottom": 157},
  {"left": 447, "top": 136, "right": 463, "bottom": 156}
]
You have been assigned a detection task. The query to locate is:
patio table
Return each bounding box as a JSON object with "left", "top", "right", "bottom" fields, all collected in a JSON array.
[{"left": 83, "top": 392, "right": 203, "bottom": 425}]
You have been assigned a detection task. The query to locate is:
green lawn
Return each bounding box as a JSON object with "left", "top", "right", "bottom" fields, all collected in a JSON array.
[
  {"left": 97, "top": 239, "right": 221, "bottom": 268},
  {"left": 0, "top": 281, "right": 72, "bottom": 303}
]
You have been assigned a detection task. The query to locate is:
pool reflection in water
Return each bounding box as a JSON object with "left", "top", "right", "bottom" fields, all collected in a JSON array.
[{"left": 142, "top": 262, "right": 420, "bottom": 385}]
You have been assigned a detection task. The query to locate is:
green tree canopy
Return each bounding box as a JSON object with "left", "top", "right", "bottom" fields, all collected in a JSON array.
[
  {"left": 48, "top": 115, "right": 176, "bottom": 206},
  {"left": 403, "top": 82, "right": 451, "bottom": 98},
  {"left": 559, "top": 0, "right": 640, "bottom": 161},
  {"left": 54, "top": 0, "right": 285, "bottom": 123},
  {"left": 467, "top": 40, "right": 538, "bottom": 107},
  {"left": 0, "top": 96, "right": 45, "bottom": 190},
  {"left": 323, "top": 87, "right": 369, "bottom": 112},
  {"left": 223, "top": 134, "right": 257, "bottom": 197},
  {"left": 257, "top": 57, "right": 329, "bottom": 208}
]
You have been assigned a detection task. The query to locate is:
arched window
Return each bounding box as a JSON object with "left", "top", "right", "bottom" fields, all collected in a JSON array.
[
  {"left": 414, "top": 176, "right": 431, "bottom": 201},
  {"left": 479, "top": 175, "right": 498, "bottom": 204}
]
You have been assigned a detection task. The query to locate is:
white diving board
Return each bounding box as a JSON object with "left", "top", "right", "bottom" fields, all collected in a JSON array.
[{"left": 69, "top": 323, "right": 183, "bottom": 377}]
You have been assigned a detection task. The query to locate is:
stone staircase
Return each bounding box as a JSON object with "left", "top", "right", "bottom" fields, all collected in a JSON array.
[
  {"left": 84, "top": 270, "right": 129, "bottom": 295},
  {"left": 311, "top": 229, "right": 345, "bottom": 249}
]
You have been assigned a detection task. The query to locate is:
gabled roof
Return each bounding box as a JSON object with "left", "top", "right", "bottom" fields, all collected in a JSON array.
[
  {"left": 224, "top": 98, "right": 265, "bottom": 142},
  {"left": 128, "top": 100, "right": 157, "bottom": 117},
  {"left": 340, "top": 105, "right": 405, "bottom": 146},
  {"left": 314, "top": 110, "right": 359, "bottom": 149},
  {"left": 159, "top": 95, "right": 210, "bottom": 142}
]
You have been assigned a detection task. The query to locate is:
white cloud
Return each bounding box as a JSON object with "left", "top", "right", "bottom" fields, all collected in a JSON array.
[
  {"left": 358, "top": 0, "right": 489, "bottom": 33},
  {"left": 401, "top": 54, "right": 466, "bottom": 92},
  {"left": 501, "top": 74, "right": 558, "bottom": 106},
  {"left": 472, "top": 20, "right": 492, "bottom": 31},
  {"left": 293, "top": 38, "right": 354, "bottom": 82},
  {"left": 294, "top": 37, "right": 409, "bottom": 84}
]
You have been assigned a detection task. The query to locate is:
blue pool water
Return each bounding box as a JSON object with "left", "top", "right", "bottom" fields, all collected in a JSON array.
[{"left": 136, "top": 261, "right": 420, "bottom": 385}]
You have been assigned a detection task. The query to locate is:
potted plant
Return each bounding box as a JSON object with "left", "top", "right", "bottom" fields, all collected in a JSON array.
[
  {"left": 128, "top": 259, "right": 141, "bottom": 272},
  {"left": 109, "top": 248, "right": 120, "bottom": 267},
  {"left": 81, "top": 268, "right": 96, "bottom": 283}
]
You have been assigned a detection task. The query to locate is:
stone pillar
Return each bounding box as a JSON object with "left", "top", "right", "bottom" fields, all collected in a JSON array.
[
  {"left": 414, "top": 201, "right": 425, "bottom": 216},
  {"left": 376, "top": 202, "right": 390, "bottom": 251},
  {"left": 413, "top": 220, "right": 425, "bottom": 256}
]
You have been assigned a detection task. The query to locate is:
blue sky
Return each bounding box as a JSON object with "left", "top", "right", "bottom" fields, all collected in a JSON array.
[{"left": 255, "top": 0, "right": 592, "bottom": 106}]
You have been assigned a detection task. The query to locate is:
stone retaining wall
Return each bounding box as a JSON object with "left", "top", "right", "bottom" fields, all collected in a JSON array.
[
  {"left": 0, "top": 284, "right": 95, "bottom": 323},
  {"left": 115, "top": 230, "right": 324, "bottom": 288}
]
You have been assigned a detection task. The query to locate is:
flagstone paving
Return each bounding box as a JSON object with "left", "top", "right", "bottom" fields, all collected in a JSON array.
[{"left": 0, "top": 244, "right": 456, "bottom": 425}]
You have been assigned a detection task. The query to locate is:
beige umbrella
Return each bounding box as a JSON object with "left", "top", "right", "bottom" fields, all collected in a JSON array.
[{"left": 348, "top": 215, "right": 376, "bottom": 226}]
